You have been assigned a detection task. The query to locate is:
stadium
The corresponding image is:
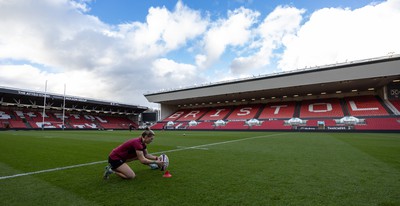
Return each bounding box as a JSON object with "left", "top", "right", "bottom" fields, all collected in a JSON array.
[
  {"left": 0, "top": 86, "right": 152, "bottom": 130},
  {"left": 1, "top": 0, "right": 400, "bottom": 205},
  {"left": 2, "top": 55, "right": 399, "bottom": 132},
  {"left": 1, "top": 55, "right": 399, "bottom": 205},
  {"left": 145, "top": 55, "right": 400, "bottom": 132}
]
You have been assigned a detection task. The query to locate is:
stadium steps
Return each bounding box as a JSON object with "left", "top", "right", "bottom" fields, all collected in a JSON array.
[
  {"left": 340, "top": 98, "right": 350, "bottom": 116},
  {"left": 24, "top": 121, "right": 32, "bottom": 128},
  {"left": 222, "top": 106, "right": 235, "bottom": 120},
  {"left": 293, "top": 101, "right": 301, "bottom": 118},
  {"left": 254, "top": 104, "right": 266, "bottom": 119},
  {"left": 388, "top": 99, "right": 400, "bottom": 115},
  {"left": 196, "top": 108, "right": 211, "bottom": 120},
  {"left": 383, "top": 99, "right": 400, "bottom": 115},
  {"left": 376, "top": 95, "right": 394, "bottom": 115}
]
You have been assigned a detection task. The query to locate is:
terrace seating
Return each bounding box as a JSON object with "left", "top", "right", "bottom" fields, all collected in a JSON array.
[
  {"left": 187, "top": 121, "right": 215, "bottom": 130},
  {"left": 24, "top": 112, "right": 59, "bottom": 128},
  {"left": 66, "top": 114, "right": 98, "bottom": 129},
  {"left": 162, "top": 110, "right": 186, "bottom": 122},
  {"left": 0, "top": 107, "right": 140, "bottom": 130},
  {"left": 258, "top": 102, "right": 296, "bottom": 119},
  {"left": 225, "top": 105, "right": 261, "bottom": 120},
  {"left": 0, "top": 110, "right": 12, "bottom": 120},
  {"left": 251, "top": 120, "right": 292, "bottom": 130},
  {"left": 8, "top": 119, "right": 28, "bottom": 128},
  {"left": 388, "top": 99, "right": 400, "bottom": 114},
  {"left": 96, "top": 116, "right": 135, "bottom": 129},
  {"left": 199, "top": 107, "right": 233, "bottom": 121},
  {"left": 216, "top": 121, "right": 249, "bottom": 130},
  {"left": 305, "top": 119, "right": 337, "bottom": 127},
  {"left": 150, "top": 122, "right": 166, "bottom": 130},
  {"left": 354, "top": 118, "right": 400, "bottom": 130},
  {"left": 300, "top": 98, "right": 344, "bottom": 118},
  {"left": 345, "top": 96, "right": 389, "bottom": 117},
  {"left": 174, "top": 109, "right": 208, "bottom": 121}
]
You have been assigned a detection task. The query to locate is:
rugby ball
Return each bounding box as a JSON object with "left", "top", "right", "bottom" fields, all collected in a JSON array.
[{"left": 158, "top": 154, "right": 169, "bottom": 171}]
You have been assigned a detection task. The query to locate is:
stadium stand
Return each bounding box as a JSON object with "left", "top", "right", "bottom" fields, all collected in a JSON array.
[
  {"left": 300, "top": 98, "right": 344, "bottom": 118},
  {"left": 388, "top": 99, "right": 400, "bottom": 115},
  {"left": 149, "top": 122, "right": 166, "bottom": 130},
  {"left": 145, "top": 55, "right": 400, "bottom": 132},
  {"left": 199, "top": 107, "right": 233, "bottom": 121},
  {"left": 187, "top": 121, "right": 215, "bottom": 130},
  {"left": 258, "top": 101, "right": 296, "bottom": 119},
  {"left": 216, "top": 121, "right": 249, "bottom": 130},
  {"left": 152, "top": 94, "right": 400, "bottom": 132},
  {"left": 251, "top": 120, "right": 292, "bottom": 130},
  {"left": 354, "top": 118, "right": 400, "bottom": 130},
  {"left": 345, "top": 96, "right": 389, "bottom": 117},
  {"left": 226, "top": 104, "right": 262, "bottom": 120},
  {"left": 150, "top": 94, "right": 400, "bottom": 132},
  {"left": 162, "top": 110, "right": 187, "bottom": 122},
  {"left": 0, "top": 86, "right": 148, "bottom": 130}
]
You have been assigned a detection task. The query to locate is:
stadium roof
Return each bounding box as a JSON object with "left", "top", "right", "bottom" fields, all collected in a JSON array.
[
  {"left": 0, "top": 86, "right": 148, "bottom": 115},
  {"left": 144, "top": 55, "right": 400, "bottom": 106}
]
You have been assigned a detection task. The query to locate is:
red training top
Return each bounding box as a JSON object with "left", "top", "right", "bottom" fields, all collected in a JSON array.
[{"left": 109, "top": 137, "right": 147, "bottom": 161}]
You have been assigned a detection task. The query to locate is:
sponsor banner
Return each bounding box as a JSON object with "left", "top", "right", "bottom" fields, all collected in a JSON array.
[
  {"left": 297, "top": 126, "right": 353, "bottom": 131},
  {"left": 325, "top": 126, "right": 353, "bottom": 130},
  {"left": 297, "top": 126, "right": 318, "bottom": 130}
]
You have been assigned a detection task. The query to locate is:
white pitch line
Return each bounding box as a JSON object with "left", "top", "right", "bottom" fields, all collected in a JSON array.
[
  {"left": 177, "top": 146, "right": 209, "bottom": 150},
  {"left": 0, "top": 160, "right": 107, "bottom": 180},
  {"left": 0, "top": 133, "right": 285, "bottom": 180}
]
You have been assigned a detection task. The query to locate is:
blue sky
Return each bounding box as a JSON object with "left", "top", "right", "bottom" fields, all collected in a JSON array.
[
  {"left": 0, "top": 0, "right": 399, "bottom": 108},
  {"left": 88, "top": 0, "right": 376, "bottom": 24}
]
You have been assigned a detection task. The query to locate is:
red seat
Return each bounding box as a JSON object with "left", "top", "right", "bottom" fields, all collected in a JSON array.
[
  {"left": 258, "top": 102, "right": 296, "bottom": 119},
  {"left": 345, "top": 96, "right": 388, "bottom": 116},
  {"left": 226, "top": 105, "right": 261, "bottom": 120},
  {"left": 300, "top": 98, "right": 344, "bottom": 118},
  {"left": 199, "top": 107, "right": 233, "bottom": 121}
]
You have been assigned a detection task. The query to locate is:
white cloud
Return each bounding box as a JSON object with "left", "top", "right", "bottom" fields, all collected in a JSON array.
[
  {"left": 230, "top": 6, "right": 305, "bottom": 74},
  {"left": 0, "top": 0, "right": 208, "bottom": 106},
  {"left": 196, "top": 7, "right": 259, "bottom": 69},
  {"left": 120, "top": 0, "right": 208, "bottom": 59},
  {"left": 1, "top": 0, "right": 399, "bottom": 108},
  {"left": 0, "top": 64, "right": 110, "bottom": 99},
  {"left": 152, "top": 58, "right": 197, "bottom": 80},
  {"left": 278, "top": 0, "right": 400, "bottom": 71}
]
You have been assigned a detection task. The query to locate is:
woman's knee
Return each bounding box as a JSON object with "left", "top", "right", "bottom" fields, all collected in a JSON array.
[
  {"left": 115, "top": 164, "right": 136, "bottom": 179},
  {"left": 124, "top": 172, "right": 136, "bottom": 179}
]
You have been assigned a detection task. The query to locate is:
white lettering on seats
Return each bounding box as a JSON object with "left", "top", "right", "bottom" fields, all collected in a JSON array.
[
  {"left": 169, "top": 111, "right": 184, "bottom": 119},
  {"left": 184, "top": 111, "right": 200, "bottom": 118},
  {"left": 84, "top": 115, "right": 95, "bottom": 121},
  {"left": 349, "top": 101, "right": 378, "bottom": 111},
  {"left": 26, "top": 112, "right": 37, "bottom": 118},
  {"left": 238, "top": 107, "right": 252, "bottom": 116},
  {"left": 54, "top": 113, "right": 68, "bottom": 120},
  {"left": 309, "top": 103, "right": 332, "bottom": 113},
  {"left": 271, "top": 105, "right": 287, "bottom": 114},
  {"left": 210, "top": 109, "right": 226, "bottom": 117},
  {"left": 95, "top": 116, "right": 107, "bottom": 123},
  {"left": 15, "top": 111, "right": 25, "bottom": 118}
]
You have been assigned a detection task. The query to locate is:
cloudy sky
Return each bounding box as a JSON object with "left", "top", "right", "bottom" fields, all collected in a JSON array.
[{"left": 0, "top": 0, "right": 399, "bottom": 108}]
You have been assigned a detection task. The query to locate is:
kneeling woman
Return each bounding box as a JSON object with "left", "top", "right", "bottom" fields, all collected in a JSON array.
[{"left": 103, "top": 128, "right": 164, "bottom": 179}]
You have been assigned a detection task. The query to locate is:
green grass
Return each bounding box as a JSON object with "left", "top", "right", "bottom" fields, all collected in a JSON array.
[{"left": 0, "top": 130, "right": 399, "bottom": 206}]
